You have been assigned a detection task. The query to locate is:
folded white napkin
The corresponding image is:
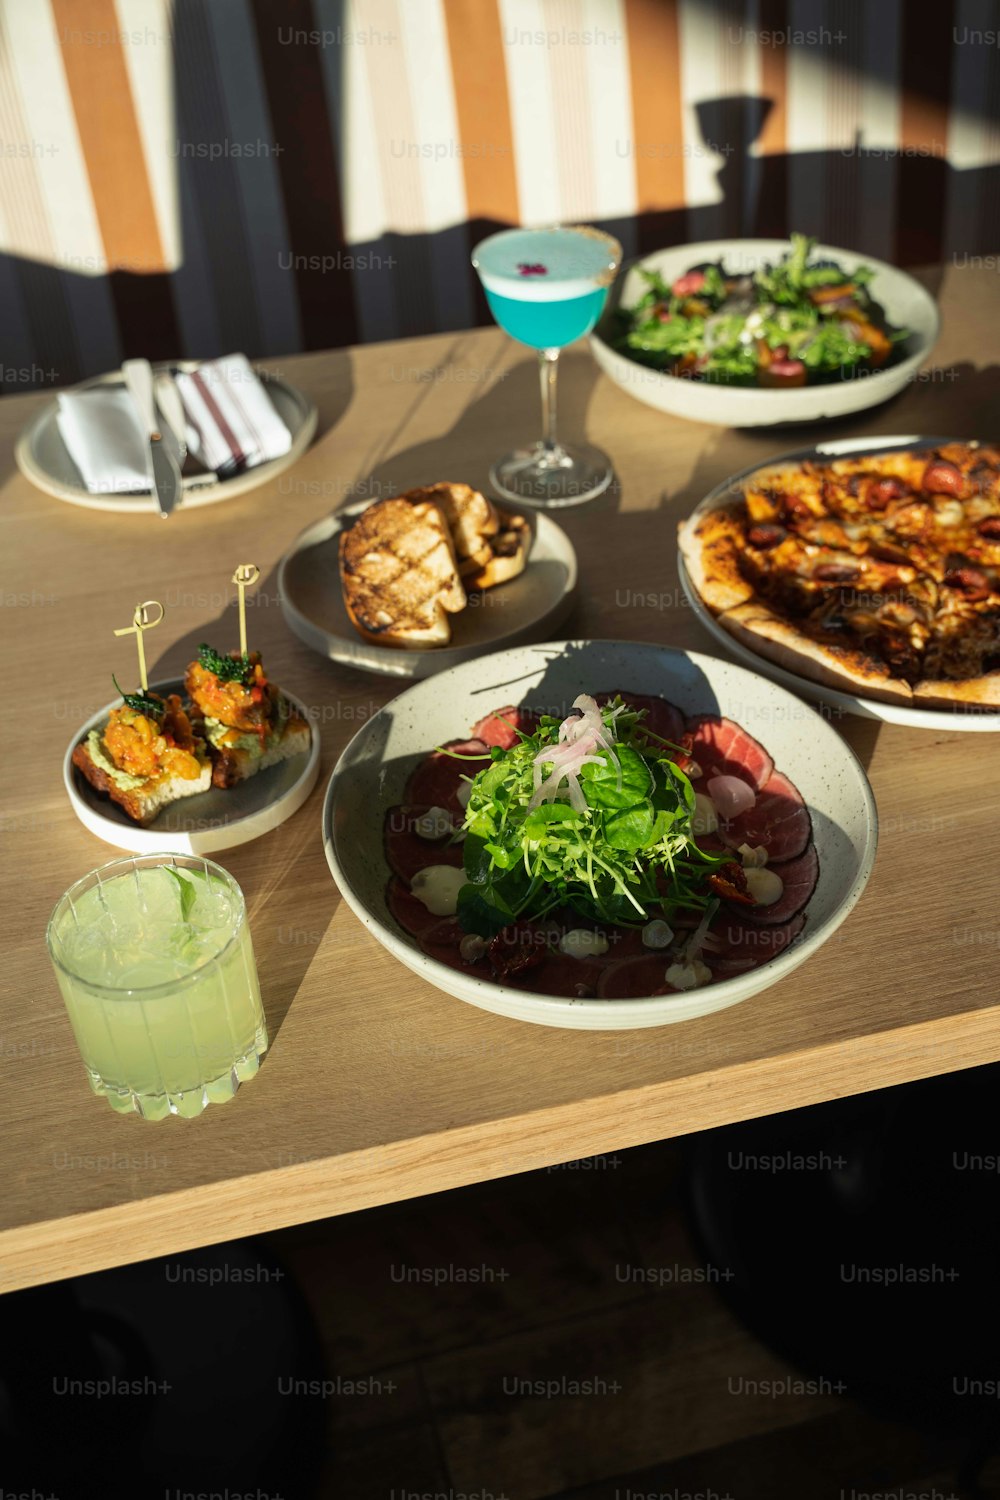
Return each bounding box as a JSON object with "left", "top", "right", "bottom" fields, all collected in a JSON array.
[
  {"left": 56, "top": 353, "right": 291, "bottom": 494},
  {"left": 56, "top": 387, "right": 152, "bottom": 494}
]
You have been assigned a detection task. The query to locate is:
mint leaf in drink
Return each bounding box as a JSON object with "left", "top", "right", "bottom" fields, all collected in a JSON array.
[{"left": 166, "top": 866, "right": 198, "bottom": 922}]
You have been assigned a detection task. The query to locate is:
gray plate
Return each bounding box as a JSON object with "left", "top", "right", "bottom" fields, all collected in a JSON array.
[
  {"left": 64, "top": 679, "right": 320, "bottom": 853},
  {"left": 279, "top": 503, "right": 579, "bottom": 679},
  {"left": 15, "top": 363, "right": 317, "bottom": 513}
]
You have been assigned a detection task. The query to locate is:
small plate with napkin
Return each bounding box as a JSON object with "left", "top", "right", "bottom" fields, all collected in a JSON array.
[{"left": 15, "top": 354, "right": 317, "bottom": 513}]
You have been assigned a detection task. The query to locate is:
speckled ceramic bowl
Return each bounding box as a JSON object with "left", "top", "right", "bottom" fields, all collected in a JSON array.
[
  {"left": 590, "top": 239, "right": 939, "bottom": 427},
  {"left": 322, "top": 641, "right": 878, "bottom": 1029}
]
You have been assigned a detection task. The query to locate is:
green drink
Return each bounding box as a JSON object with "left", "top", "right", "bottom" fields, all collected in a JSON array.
[{"left": 47, "top": 855, "right": 267, "bottom": 1120}]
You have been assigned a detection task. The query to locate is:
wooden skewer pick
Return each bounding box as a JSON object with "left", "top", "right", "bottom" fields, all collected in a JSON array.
[
  {"left": 113, "top": 600, "right": 164, "bottom": 692},
  {"left": 232, "top": 564, "right": 260, "bottom": 658}
]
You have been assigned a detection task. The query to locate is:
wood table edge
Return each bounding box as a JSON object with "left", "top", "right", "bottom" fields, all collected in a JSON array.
[{"left": 3, "top": 1002, "right": 997, "bottom": 1293}]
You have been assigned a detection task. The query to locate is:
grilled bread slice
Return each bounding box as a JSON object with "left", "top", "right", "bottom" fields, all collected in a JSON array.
[
  {"left": 462, "top": 510, "right": 532, "bottom": 590},
  {"left": 403, "top": 482, "right": 500, "bottom": 572},
  {"left": 200, "top": 701, "right": 312, "bottom": 788},
  {"left": 72, "top": 695, "right": 212, "bottom": 825},
  {"left": 72, "top": 741, "right": 213, "bottom": 824},
  {"left": 339, "top": 497, "right": 467, "bottom": 647}
]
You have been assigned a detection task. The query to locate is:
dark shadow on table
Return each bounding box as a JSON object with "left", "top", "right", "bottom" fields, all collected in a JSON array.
[{"left": 146, "top": 553, "right": 342, "bottom": 1045}]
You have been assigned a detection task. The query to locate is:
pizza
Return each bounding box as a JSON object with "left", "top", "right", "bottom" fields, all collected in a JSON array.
[{"left": 679, "top": 441, "right": 1000, "bottom": 709}]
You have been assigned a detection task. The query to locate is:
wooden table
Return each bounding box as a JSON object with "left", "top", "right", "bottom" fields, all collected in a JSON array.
[{"left": 2, "top": 264, "right": 998, "bottom": 1295}]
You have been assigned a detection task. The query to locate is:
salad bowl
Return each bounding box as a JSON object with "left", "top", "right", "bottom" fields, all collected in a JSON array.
[
  {"left": 322, "top": 641, "right": 877, "bottom": 1030},
  {"left": 590, "top": 239, "right": 939, "bottom": 427}
]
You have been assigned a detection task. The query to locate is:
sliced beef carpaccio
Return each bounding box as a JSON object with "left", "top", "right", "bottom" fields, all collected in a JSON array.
[
  {"left": 719, "top": 770, "right": 811, "bottom": 862},
  {"left": 384, "top": 805, "right": 465, "bottom": 884},
  {"left": 470, "top": 705, "right": 539, "bottom": 749},
  {"left": 404, "top": 738, "right": 490, "bottom": 816},
  {"left": 387, "top": 876, "right": 442, "bottom": 939},
  {"left": 597, "top": 955, "right": 679, "bottom": 998},
  {"left": 709, "top": 912, "right": 806, "bottom": 975},
  {"left": 686, "top": 715, "right": 775, "bottom": 791}
]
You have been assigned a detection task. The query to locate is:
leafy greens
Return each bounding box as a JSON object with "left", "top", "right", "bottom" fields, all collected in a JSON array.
[
  {"left": 455, "top": 698, "right": 726, "bottom": 939},
  {"left": 613, "top": 232, "right": 907, "bottom": 386}
]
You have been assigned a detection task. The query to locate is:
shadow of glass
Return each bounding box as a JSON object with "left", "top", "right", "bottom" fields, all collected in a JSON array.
[{"left": 142, "top": 555, "right": 343, "bottom": 1044}]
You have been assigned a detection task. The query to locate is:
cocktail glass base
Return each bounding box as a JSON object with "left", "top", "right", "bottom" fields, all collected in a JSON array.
[
  {"left": 489, "top": 440, "right": 615, "bottom": 508},
  {"left": 86, "top": 1031, "right": 268, "bottom": 1120}
]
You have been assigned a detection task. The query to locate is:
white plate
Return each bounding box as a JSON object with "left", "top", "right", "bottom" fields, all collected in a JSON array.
[
  {"left": 65, "top": 681, "right": 320, "bottom": 853},
  {"left": 590, "top": 239, "right": 940, "bottom": 427},
  {"left": 15, "top": 363, "right": 317, "bottom": 513},
  {"left": 279, "top": 503, "right": 578, "bottom": 679},
  {"left": 322, "top": 640, "right": 877, "bottom": 1030},
  {"left": 679, "top": 434, "right": 1000, "bottom": 730}
]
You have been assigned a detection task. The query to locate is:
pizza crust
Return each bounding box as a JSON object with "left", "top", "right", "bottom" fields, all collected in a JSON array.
[
  {"left": 718, "top": 601, "right": 915, "bottom": 705},
  {"left": 912, "top": 676, "right": 1000, "bottom": 711},
  {"left": 678, "top": 507, "right": 755, "bottom": 613}
]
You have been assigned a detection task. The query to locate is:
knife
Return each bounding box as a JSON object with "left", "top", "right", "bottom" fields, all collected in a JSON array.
[
  {"left": 123, "top": 358, "right": 182, "bottom": 518},
  {"left": 153, "top": 370, "right": 188, "bottom": 467}
]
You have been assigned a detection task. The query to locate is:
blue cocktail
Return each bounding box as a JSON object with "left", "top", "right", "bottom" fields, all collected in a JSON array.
[{"left": 473, "top": 225, "right": 621, "bottom": 506}]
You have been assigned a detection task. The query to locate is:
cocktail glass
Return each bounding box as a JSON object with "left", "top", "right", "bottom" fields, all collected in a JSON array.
[
  {"left": 46, "top": 853, "right": 267, "bottom": 1120},
  {"left": 472, "top": 224, "right": 621, "bottom": 507}
]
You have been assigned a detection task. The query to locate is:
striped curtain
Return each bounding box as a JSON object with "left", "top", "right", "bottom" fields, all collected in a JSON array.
[{"left": 1, "top": 0, "right": 998, "bottom": 392}]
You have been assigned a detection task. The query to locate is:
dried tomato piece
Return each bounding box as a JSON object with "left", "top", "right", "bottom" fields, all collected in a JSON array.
[{"left": 488, "top": 922, "right": 549, "bottom": 979}]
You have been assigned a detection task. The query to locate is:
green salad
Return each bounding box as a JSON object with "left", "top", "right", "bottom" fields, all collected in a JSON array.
[
  {"left": 454, "top": 695, "right": 725, "bottom": 938},
  {"left": 613, "top": 233, "right": 908, "bottom": 387}
]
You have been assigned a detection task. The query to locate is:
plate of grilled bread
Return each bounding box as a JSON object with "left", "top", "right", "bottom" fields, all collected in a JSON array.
[
  {"left": 279, "top": 482, "right": 578, "bottom": 678},
  {"left": 65, "top": 644, "right": 319, "bottom": 853}
]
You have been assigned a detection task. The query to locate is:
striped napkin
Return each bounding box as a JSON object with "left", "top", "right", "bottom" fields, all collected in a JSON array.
[
  {"left": 56, "top": 353, "right": 292, "bottom": 493},
  {"left": 175, "top": 354, "right": 292, "bottom": 475}
]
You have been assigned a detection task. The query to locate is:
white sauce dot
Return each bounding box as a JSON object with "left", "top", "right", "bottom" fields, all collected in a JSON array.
[
  {"left": 558, "top": 929, "right": 609, "bottom": 959},
  {"left": 410, "top": 866, "right": 466, "bottom": 916},
  {"left": 456, "top": 781, "right": 473, "bottom": 809},
  {"left": 692, "top": 793, "right": 719, "bottom": 835},
  {"left": 665, "top": 959, "right": 713, "bottom": 991},
  {"left": 744, "top": 866, "right": 784, "bottom": 906},
  {"left": 642, "top": 919, "right": 674, "bottom": 949},
  {"left": 414, "top": 806, "right": 453, "bottom": 840}
]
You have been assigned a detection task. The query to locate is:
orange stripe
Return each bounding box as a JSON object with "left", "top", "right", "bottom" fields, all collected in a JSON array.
[
  {"left": 51, "top": 0, "right": 168, "bottom": 273},
  {"left": 441, "top": 0, "right": 519, "bottom": 226},
  {"left": 623, "top": 0, "right": 685, "bottom": 216}
]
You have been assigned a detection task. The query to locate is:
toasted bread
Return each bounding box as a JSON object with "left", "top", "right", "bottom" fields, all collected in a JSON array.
[
  {"left": 403, "top": 482, "right": 499, "bottom": 570},
  {"left": 72, "top": 736, "right": 213, "bottom": 825},
  {"left": 462, "top": 510, "right": 532, "bottom": 590},
  {"left": 339, "top": 497, "right": 467, "bottom": 647},
  {"left": 201, "top": 699, "right": 312, "bottom": 787}
]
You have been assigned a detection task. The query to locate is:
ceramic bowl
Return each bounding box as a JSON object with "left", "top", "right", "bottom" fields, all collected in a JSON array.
[
  {"left": 590, "top": 239, "right": 940, "bottom": 427},
  {"left": 322, "top": 641, "right": 878, "bottom": 1029}
]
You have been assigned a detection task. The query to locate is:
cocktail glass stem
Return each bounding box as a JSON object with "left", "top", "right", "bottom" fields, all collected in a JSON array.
[{"left": 539, "top": 349, "right": 561, "bottom": 459}]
